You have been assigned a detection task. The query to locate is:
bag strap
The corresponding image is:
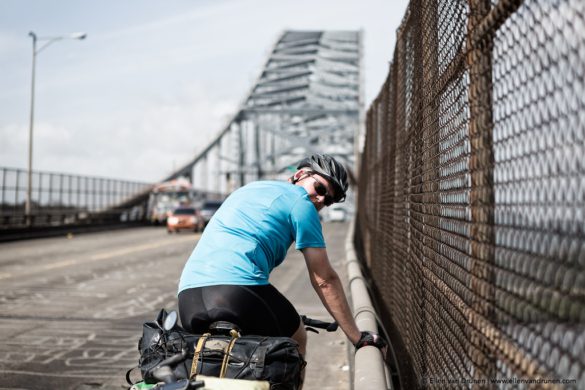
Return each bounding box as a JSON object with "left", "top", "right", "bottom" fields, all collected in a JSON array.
[
  {"left": 190, "top": 333, "right": 211, "bottom": 379},
  {"left": 252, "top": 346, "right": 268, "bottom": 377},
  {"left": 219, "top": 328, "right": 240, "bottom": 378}
]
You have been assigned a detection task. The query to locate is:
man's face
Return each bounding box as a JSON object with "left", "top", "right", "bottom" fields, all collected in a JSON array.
[{"left": 293, "top": 170, "right": 335, "bottom": 211}]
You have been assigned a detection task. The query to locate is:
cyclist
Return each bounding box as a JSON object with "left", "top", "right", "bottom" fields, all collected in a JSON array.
[{"left": 177, "top": 153, "right": 385, "bottom": 364}]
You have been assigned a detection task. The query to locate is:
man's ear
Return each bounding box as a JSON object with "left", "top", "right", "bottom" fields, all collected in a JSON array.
[
  {"left": 290, "top": 169, "right": 305, "bottom": 184},
  {"left": 293, "top": 169, "right": 305, "bottom": 180}
]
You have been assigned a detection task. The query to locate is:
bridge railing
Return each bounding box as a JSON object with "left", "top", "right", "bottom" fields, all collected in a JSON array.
[
  {"left": 0, "top": 167, "right": 152, "bottom": 231},
  {"left": 355, "top": 0, "right": 584, "bottom": 388}
]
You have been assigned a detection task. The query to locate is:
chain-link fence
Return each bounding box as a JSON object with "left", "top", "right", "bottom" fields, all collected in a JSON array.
[
  {"left": 1, "top": 167, "right": 152, "bottom": 229},
  {"left": 356, "top": 0, "right": 584, "bottom": 388}
]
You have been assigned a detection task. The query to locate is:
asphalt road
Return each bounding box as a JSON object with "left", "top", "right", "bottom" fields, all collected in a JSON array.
[{"left": 0, "top": 223, "right": 351, "bottom": 390}]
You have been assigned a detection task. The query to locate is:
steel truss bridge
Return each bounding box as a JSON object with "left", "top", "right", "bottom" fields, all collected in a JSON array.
[{"left": 167, "top": 30, "right": 363, "bottom": 193}]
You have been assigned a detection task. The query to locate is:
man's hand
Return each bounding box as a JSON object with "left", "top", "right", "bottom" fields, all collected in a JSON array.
[{"left": 355, "top": 331, "right": 388, "bottom": 358}]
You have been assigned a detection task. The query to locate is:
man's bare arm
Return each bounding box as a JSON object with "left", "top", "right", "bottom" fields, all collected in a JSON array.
[{"left": 301, "top": 247, "right": 361, "bottom": 345}]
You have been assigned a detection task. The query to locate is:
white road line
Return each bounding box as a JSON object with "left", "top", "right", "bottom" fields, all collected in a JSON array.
[{"left": 0, "top": 370, "right": 116, "bottom": 378}]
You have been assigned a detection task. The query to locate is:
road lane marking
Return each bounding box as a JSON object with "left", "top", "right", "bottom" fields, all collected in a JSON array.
[
  {"left": 43, "top": 259, "right": 78, "bottom": 270},
  {"left": 0, "top": 234, "right": 198, "bottom": 281},
  {"left": 0, "top": 369, "right": 118, "bottom": 379}
]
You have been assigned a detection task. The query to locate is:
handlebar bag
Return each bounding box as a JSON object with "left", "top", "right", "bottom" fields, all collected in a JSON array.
[{"left": 138, "top": 321, "right": 305, "bottom": 390}]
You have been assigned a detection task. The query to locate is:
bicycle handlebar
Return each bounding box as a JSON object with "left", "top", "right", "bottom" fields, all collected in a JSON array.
[
  {"left": 157, "top": 348, "right": 188, "bottom": 370},
  {"left": 301, "top": 315, "right": 338, "bottom": 332}
]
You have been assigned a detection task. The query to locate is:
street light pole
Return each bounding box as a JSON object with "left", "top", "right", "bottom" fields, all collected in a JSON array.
[
  {"left": 25, "top": 32, "right": 37, "bottom": 224},
  {"left": 25, "top": 31, "right": 86, "bottom": 225}
]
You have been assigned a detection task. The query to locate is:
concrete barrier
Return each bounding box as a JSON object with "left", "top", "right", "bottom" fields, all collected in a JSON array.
[{"left": 345, "top": 219, "right": 392, "bottom": 390}]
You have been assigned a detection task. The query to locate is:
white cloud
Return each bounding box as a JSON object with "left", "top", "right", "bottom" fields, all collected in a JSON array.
[{"left": 0, "top": 123, "right": 28, "bottom": 169}]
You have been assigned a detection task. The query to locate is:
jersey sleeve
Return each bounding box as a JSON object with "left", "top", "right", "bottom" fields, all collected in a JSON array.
[{"left": 290, "top": 197, "right": 326, "bottom": 249}]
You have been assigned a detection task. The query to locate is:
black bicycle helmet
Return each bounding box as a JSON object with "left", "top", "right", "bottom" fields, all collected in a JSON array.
[{"left": 297, "top": 153, "right": 348, "bottom": 203}]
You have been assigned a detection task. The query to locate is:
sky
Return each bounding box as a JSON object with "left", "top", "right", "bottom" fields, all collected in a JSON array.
[{"left": 0, "top": 0, "right": 408, "bottom": 183}]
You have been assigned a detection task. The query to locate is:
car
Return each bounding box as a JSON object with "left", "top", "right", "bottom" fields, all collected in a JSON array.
[
  {"left": 325, "top": 205, "right": 347, "bottom": 222},
  {"left": 199, "top": 200, "right": 223, "bottom": 227},
  {"left": 166, "top": 207, "right": 204, "bottom": 233}
]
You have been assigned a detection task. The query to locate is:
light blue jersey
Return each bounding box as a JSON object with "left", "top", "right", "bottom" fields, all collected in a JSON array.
[{"left": 178, "top": 181, "right": 325, "bottom": 292}]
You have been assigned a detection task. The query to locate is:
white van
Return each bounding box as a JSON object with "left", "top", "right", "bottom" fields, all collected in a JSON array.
[{"left": 325, "top": 205, "right": 347, "bottom": 222}]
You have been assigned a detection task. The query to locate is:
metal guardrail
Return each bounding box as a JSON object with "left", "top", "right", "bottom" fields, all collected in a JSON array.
[
  {"left": 346, "top": 219, "right": 391, "bottom": 390},
  {"left": 355, "top": 0, "right": 584, "bottom": 388},
  {"left": 0, "top": 167, "right": 152, "bottom": 231}
]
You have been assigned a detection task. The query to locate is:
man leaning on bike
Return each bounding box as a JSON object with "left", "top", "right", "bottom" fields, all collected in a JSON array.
[{"left": 177, "top": 153, "right": 386, "bottom": 386}]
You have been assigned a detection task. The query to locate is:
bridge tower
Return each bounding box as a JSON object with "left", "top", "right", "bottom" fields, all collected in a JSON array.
[{"left": 168, "top": 30, "right": 363, "bottom": 196}]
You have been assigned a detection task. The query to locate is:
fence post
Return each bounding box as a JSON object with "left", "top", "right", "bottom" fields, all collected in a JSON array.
[
  {"left": 466, "top": 0, "right": 497, "bottom": 381},
  {"left": 419, "top": 0, "right": 442, "bottom": 381},
  {"left": 1, "top": 168, "right": 5, "bottom": 223},
  {"left": 16, "top": 169, "right": 22, "bottom": 225}
]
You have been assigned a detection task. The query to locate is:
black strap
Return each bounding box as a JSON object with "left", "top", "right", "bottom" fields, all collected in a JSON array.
[{"left": 252, "top": 346, "right": 268, "bottom": 377}]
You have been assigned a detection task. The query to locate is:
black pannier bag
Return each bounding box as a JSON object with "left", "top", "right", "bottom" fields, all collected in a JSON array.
[{"left": 138, "top": 316, "right": 304, "bottom": 390}]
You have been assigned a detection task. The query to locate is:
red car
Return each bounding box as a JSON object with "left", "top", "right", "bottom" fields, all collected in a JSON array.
[{"left": 166, "top": 207, "right": 204, "bottom": 233}]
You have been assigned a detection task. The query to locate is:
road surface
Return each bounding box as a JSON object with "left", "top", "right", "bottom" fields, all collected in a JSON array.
[{"left": 0, "top": 223, "right": 351, "bottom": 389}]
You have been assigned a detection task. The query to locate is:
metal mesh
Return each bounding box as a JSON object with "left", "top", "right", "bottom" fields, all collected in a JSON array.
[{"left": 356, "top": 0, "right": 585, "bottom": 388}]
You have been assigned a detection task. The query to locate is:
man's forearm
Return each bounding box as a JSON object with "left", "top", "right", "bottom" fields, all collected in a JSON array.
[
  {"left": 302, "top": 247, "right": 362, "bottom": 345},
  {"left": 312, "top": 272, "right": 361, "bottom": 345}
]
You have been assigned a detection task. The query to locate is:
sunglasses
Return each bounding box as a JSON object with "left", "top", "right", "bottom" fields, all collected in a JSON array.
[{"left": 309, "top": 174, "right": 335, "bottom": 206}]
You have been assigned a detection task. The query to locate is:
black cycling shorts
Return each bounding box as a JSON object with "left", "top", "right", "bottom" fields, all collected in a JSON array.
[{"left": 178, "top": 284, "right": 301, "bottom": 337}]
